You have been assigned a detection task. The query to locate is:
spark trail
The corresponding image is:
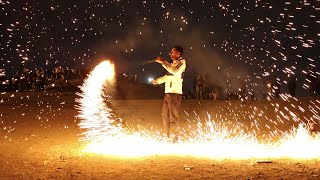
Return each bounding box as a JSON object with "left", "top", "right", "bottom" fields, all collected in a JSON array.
[{"left": 77, "top": 61, "right": 320, "bottom": 159}]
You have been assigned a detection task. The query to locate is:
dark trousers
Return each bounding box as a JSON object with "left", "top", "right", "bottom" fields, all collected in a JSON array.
[{"left": 162, "top": 93, "right": 182, "bottom": 137}]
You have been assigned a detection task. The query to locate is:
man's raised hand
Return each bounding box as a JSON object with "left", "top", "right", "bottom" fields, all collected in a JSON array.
[{"left": 155, "top": 56, "right": 165, "bottom": 64}]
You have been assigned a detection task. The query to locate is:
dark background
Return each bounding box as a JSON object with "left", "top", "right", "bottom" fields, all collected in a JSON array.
[{"left": 0, "top": 0, "right": 319, "bottom": 97}]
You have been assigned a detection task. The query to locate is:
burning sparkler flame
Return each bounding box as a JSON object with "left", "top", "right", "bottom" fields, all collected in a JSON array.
[
  {"left": 77, "top": 61, "right": 320, "bottom": 159},
  {"left": 76, "top": 60, "right": 126, "bottom": 142}
]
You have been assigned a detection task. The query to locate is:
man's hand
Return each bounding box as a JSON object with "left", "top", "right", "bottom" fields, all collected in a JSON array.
[
  {"left": 155, "top": 56, "right": 165, "bottom": 64},
  {"left": 151, "top": 80, "right": 158, "bottom": 85}
]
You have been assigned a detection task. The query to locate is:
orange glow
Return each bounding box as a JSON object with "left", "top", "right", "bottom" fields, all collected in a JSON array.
[{"left": 77, "top": 61, "right": 320, "bottom": 159}]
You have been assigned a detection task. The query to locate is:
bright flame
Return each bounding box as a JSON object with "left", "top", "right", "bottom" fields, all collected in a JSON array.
[
  {"left": 77, "top": 61, "right": 320, "bottom": 159},
  {"left": 76, "top": 60, "right": 125, "bottom": 143}
]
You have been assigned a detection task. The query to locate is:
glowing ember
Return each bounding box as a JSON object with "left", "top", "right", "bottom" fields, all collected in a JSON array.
[{"left": 77, "top": 61, "right": 320, "bottom": 159}]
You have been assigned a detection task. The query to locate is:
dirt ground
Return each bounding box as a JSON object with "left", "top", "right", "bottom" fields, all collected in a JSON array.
[{"left": 1, "top": 92, "right": 320, "bottom": 179}]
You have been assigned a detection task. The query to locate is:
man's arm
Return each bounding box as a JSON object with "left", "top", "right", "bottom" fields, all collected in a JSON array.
[
  {"left": 155, "top": 57, "right": 170, "bottom": 67},
  {"left": 162, "top": 59, "right": 186, "bottom": 76},
  {"left": 152, "top": 75, "right": 167, "bottom": 85}
]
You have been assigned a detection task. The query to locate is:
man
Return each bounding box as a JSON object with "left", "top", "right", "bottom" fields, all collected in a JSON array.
[
  {"left": 195, "top": 74, "right": 203, "bottom": 99},
  {"left": 152, "top": 46, "right": 186, "bottom": 141}
]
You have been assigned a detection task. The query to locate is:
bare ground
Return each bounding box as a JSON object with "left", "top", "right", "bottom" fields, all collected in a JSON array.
[{"left": 0, "top": 92, "right": 320, "bottom": 179}]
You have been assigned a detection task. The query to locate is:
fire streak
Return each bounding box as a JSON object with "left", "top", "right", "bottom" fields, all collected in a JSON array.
[{"left": 77, "top": 61, "right": 320, "bottom": 159}]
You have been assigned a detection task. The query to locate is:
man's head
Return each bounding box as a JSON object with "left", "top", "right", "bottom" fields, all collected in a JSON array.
[{"left": 170, "top": 45, "right": 183, "bottom": 60}]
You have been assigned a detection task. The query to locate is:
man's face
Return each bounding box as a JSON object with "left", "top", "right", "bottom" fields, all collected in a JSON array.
[{"left": 169, "top": 48, "right": 181, "bottom": 60}]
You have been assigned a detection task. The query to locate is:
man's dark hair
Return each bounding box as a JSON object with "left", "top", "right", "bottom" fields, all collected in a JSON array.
[{"left": 173, "top": 45, "right": 184, "bottom": 56}]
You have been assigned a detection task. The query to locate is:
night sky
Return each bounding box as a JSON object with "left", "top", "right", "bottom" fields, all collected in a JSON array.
[{"left": 1, "top": 0, "right": 319, "bottom": 97}]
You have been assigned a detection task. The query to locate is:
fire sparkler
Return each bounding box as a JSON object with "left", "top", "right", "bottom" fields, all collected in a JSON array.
[
  {"left": 76, "top": 61, "right": 126, "bottom": 142},
  {"left": 77, "top": 61, "right": 320, "bottom": 159}
]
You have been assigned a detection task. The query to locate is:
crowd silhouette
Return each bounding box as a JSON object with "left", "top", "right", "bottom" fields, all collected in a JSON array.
[
  {"left": 0, "top": 66, "right": 87, "bottom": 92},
  {"left": 0, "top": 66, "right": 319, "bottom": 99}
]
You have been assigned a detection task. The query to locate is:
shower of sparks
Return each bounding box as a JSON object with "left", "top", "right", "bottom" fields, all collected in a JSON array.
[
  {"left": 76, "top": 60, "right": 126, "bottom": 142},
  {"left": 0, "top": 1, "right": 319, "bottom": 159},
  {"left": 1, "top": 1, "right": 318, "bottom": 100},
  {"left": 77, "top": 61, "right": 320, "bottom": 159}
]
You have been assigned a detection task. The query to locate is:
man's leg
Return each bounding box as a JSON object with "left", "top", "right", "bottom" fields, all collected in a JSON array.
[
  {"left": 161, "top": 94, "right": 171, "bottom": 138},
  {"left": 169, "top": 93, "right": 182, "bottom": 141}
]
